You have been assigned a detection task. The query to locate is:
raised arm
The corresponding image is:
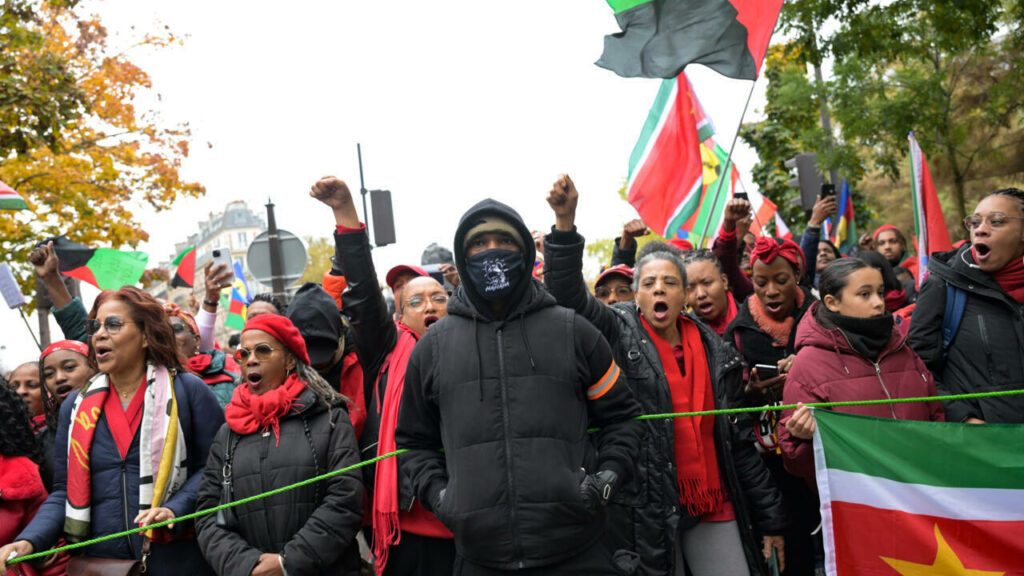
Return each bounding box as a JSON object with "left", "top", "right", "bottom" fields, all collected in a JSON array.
[
  {"left": 310, "top": 176, "right": 397, "bottom": 377},
  {"left": 713, "top": 199, "right": 753, "bottom": 302},
  {"left": 543, "top": 174, "right": 623, "bottom": 342}
]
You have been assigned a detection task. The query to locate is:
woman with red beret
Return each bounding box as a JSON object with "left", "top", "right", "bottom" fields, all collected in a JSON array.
[
  {"left": 196, "top": 314, "right": 364, "bottom": 576},
  {"left": 724, "top": 236, "right": 819, "bottom": 576}
]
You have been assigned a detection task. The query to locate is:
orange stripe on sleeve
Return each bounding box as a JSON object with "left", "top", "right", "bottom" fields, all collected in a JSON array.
[{"left": 588, "top": 361, "right": 620, "bottom": 400}]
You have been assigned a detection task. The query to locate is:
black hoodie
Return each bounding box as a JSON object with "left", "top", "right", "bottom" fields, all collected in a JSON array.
[{"left": 395, "top": 199, "right": 643, "bottom": 570}]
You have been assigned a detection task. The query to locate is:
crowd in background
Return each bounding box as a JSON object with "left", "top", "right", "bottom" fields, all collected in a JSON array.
[{"left": 3, "top": 178, "right": 1024, "bottom": 576}]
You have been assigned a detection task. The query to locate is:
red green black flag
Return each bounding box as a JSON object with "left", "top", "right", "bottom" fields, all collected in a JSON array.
[
  {"left": 47, "top": 236, "right": 149, "bottom": 290},
  {"left": 597, "top": 0, "right": 783, "bottom": 80},
  {"left": 170, "top": 246, "right": 196, "bottom": 288}
]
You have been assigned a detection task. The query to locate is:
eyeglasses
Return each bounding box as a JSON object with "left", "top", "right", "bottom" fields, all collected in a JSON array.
[
  {"left": 595, "top": 286, "right": 634, "bottom": 299},
  {"left": 963, "top": 213, "right": 1024, "bottom": 232},
  {"left": 234, "top": 344, "right": 279, "bottom": 362},
  {"left": 170, "top": 322, "right": 190, "bottom": 334},
  {"left": 85, "top": 317, "right": 136, "bottom": 336},
  {"left": 405, "top": 294, "right": 449, "bottom": 310}
]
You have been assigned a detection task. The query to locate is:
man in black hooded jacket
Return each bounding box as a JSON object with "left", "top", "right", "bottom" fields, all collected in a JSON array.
[{"left": 395, "top": 198, "right": 644, "bottom": 575}]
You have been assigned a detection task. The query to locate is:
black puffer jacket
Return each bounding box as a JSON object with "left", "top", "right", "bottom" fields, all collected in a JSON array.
[
  {"left": 544, "top": 229, "right": 787, "bottom": 576},
  {"left": 909, "top": 246, "right": 1024, "bottom": 423},
  {"left": 396, "top": 199, "right": 644, "bottom": 570},
  {"left": 196, "top": 388, "right": 364, "bottom": 576}
]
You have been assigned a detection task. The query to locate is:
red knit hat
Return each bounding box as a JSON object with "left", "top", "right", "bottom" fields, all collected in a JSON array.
[
  {"left": 750, "top": 236, "right": 805, "bottom": 275},
  {"left": 40, "top": 339, "right": 89, "bottom": 360},
  {"left": 872, "top": 224, "right": 902, "bottom": 242},
  {"left": 242, "top": 313, "right": 310, "bottom": 365}
]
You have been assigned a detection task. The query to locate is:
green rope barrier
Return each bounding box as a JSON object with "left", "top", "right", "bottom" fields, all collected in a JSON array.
[{"left": 7, "top": 387, "right": 1024, "bottom": 566}]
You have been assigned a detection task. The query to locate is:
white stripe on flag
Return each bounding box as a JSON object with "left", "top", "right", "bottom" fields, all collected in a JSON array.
[{"left": 825, "top": 468, "right": 1024, "bottom": 522}]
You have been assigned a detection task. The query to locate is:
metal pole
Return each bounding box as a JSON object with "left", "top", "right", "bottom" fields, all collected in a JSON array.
[
  {"left": 696, "top": 79, "right": 758, "bottom": 247},
  {"left": 265, "top": 199, "right": 286, "bottom": 300},
  {"left": 357, "top": 143, "right": 370, "bottom": 242},
  {"left": 20, "top": 308, "right": 42, "bottom": 351}
]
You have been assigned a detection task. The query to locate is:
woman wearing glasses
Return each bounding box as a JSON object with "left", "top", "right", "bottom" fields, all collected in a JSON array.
[
  {"left": 1, "top": 286, "right": 223, "bottom": 575},
  {"left": 909, "top": 187, "right": 1024, "bottom": 424},
  {"left": 163, "top": 301, "right": 240, "bottom": 409},
  {"left": 311, "top": 176, "right": 454, "bottom": 576},
  {"left": 195, "top": 313, "right": 364, "bottom": 576}
]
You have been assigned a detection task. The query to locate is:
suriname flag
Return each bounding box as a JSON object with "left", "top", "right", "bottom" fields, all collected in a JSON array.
[{"left": 813, "top": 410, "right": 1024, "bottom": 575}]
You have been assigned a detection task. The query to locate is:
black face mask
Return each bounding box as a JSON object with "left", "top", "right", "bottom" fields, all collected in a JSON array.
[{"left": 465, "top": 249, "right": 525, "bottom": 302}]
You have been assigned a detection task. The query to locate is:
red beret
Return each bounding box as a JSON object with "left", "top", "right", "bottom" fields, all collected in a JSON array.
[
  {"left": 41, "top": 340, "right": 90, "bottom": 360},
  {"left": 242, "top": 313, "right": 310, "bottom": 365}
]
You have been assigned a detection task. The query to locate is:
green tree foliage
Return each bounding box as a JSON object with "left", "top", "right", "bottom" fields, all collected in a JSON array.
[
  {"left": 300, "top": 236, "right": 334, "bottom": 285},
  {"left": 744, "top": 0, "right": 1024, "bottom": 241}
]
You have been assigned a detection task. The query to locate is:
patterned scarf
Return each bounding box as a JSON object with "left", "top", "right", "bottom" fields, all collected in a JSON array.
[{"left": 65, "top": 364, "right": 187, "bottom": 541}]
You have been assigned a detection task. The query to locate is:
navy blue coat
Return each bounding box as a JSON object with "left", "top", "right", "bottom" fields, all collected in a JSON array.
[{"left": 18, "top": 371, "right": 223, "bottom": 576}]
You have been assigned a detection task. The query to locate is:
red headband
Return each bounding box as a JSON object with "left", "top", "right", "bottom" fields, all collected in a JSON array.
[
  {"left": 750, "top": 236, "right": 805, "bottom": 274},
  {"left": 40, "top": 339, "right": 90, "bottom": 360},
  {"left": 872, "top": 224, "right": 901, "bottom": 242},
  {"left": 162, "top": 301, "right": 199, "bottom": 335},
  {"left": 242, "top": 313, "right": 311, "bottom": 365}
]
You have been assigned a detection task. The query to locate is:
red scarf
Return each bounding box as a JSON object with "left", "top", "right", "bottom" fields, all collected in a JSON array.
[
  {"left": 706, "top": 292, "right": 738, "bottom": 336},
  {"left": 31, "top": 413, "right": 47, "bottom": 434},
  {"left": 641, "top": 315, "right": 722, "bottom": 516},
  {"left": 104, "top": 381, "right": 147, "bottom": 459},
  {"left": 884, "top": 287, "right": 908, "bottom": 312},
  {"left": 990, "top": 254, "right": 1024, "bottom": 304},
  {"left": 187, "top": 352, "right": 239, "bottom": 386},
  {"left": 749, "top": 289, "right": 806, "bottom": 347},
  {"left": 373, "top": 324, "right": 450, "bottom": 574},
  {"left": 224, "top": 374, "right": 305, "bottom": 446}
]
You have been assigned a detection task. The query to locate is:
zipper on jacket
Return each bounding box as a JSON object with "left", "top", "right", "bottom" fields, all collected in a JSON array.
[
  {"left": 496, "top": 329, "right": 524, "bottom": 568},
  {"left": 976, "top": 316, "right": 998, "bottom": 383},
  {"left": 871, "top": 363, "right": 898, "bottom": 419},
  {"left": 121, "top": 459, "right": 136, "bottom": 556}
]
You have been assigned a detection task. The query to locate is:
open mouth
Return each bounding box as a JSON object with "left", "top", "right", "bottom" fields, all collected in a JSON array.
[
  {"left": 56, "top": 384, "right": 73, "bottom": 398},
  {"left": 246, "top": 372, "right": 263, "bottom": 388},
  {"left": 94, "top": 345, "right": 113, "bottom": 362},
  {"left": 765, "top": 301, "right": 784, "bottom": 314},
  {"left": 652, "top": 301, "right": 670, "bottom": 321},
  {"left": 697, "top": 302, "right": 715, "bottom": 316},
  {"left": 424, "top": 315, "right": 439, "bottom": 329},
  {"left": 974, "top": 243, "right": 991, "bottom": 262}
]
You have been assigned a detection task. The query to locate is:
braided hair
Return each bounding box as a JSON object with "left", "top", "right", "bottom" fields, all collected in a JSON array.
[
  {"left": 681, "top": 249, "right": 724, "bottom": 274},
  {"left": 986, "top": 187, "right": 1024, "bottom": 213},
  {"left": 0, "top": 377, "right": 43, "bottom": 465}
]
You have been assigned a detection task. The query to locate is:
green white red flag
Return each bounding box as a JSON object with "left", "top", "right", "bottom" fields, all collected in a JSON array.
[
  {"left": 814, "top": 410, "right": 1024, "bottom": 575},
  {"left": 0, "top": 179, "right": 29, "bottom": 211},
  {"left": 626, "top": 71, "right": 777, "bottom": 246},
  {"left": 909, "top": 132, "right": 952, "bottom": 285}
]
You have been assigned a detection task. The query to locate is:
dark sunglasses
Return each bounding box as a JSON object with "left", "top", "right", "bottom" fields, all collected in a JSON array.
[
  {"left": 85, "top": 316, "right": 135, "bottom": 336},
  {"left": 234, "top": 343, "right": 279, "bottom": 362}
]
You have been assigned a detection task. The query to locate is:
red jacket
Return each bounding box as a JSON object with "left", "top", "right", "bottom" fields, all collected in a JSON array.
[
  {"left": 779, "top": 303, "right": 944, "bottom": 482},
  {"left": 0, "top": 455, "right": 67, "bottom": 576}
]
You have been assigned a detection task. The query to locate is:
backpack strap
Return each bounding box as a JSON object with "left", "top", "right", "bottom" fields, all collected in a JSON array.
[{"left": 941, "top": 283, "right": 968, "bottom": 358}]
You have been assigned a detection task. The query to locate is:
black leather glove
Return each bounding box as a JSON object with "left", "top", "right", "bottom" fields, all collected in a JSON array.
[{"left": 580, "top": 469, "right": 619, "bottom": 510}]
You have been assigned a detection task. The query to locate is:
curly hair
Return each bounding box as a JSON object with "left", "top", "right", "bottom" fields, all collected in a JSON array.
[
  {"left": 88, "top": 286, "right": 185, "bottom": 372},
  {"left": 0, "top": 378, "right": 43, "bottom": 464},
  {"left": 251, "top": 292, "right": 286, "bottom": 315}
]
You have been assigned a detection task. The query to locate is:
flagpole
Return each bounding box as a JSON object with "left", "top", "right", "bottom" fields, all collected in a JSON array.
[
  {"left": 696, "top": 78, "right": 759, "bottom": 247},
  {"left": 19, "top": 308, "right": 42, "bottom": 351}
]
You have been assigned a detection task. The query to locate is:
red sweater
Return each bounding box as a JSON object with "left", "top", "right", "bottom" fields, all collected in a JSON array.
[
  {"left": 779, "top": 303, "right": 944, "bottom": 483},
  {"left": 0, "top": 455, "right": 68, "bottom": 576}
]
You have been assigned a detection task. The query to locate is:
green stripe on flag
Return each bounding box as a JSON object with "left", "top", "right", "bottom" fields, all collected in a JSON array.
[
  {"left": 816, "top": 410, "right": 1024, "bottom": 490},
  {"left": 606, "top": 0, "right": 652, "bottom": 15},
  {"left": 88, "top": 249, "right": 148, "bottom": 290},
  {"left": 627, "top": 78, "right": 676, "bottom": 182}
]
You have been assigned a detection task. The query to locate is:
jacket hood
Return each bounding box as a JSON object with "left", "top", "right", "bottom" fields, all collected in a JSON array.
[
  {"left": 795, "top": 301, "right": 904, "bottom": 359},
  {"left": 453, "top": 198, "right": 538, "bottom": 319},
  {"left": 0, "top": 454, "right": 46, "bottom": 501}
]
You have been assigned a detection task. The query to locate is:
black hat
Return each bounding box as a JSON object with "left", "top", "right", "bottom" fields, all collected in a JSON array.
[{"left": 286, "top": 282, "right": 341, "bottom": 367}]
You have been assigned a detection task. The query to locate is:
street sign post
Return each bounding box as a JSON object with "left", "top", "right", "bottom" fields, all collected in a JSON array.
[{"left": 246, "top": 229, "right": 307, "bottom": 293}]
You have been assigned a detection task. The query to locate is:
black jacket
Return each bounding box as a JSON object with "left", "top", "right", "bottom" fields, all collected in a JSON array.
[
  {"left": 544, "top": 229, "right": 787, "bottom": 576},
  {"left": 395, "top": 199, "right": 644, "bottom": 570},
  {"left": 196, "top": 389, "right": 364, "bottom": 576},
  {"left": 909, "top": 246, "right": 1024, "bottom": 423},
  {"left": 332, "top": 227, "right": 418, "bottom": 507}
]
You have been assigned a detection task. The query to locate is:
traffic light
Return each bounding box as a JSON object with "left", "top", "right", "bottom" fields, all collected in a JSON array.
[
  {"left": 784, "top": 153, "right": 822, "bottom": 211},
  {"left": 370, "top": 189, "right": 396, "bottom": 247}
]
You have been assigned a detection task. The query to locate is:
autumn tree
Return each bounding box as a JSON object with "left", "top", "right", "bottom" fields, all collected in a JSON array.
[
  {"left": 299, "top": 236, "right": 334, "bottom": 285},
  {"left": 0, "top": 1, "right": 204, "bottom": 298}
]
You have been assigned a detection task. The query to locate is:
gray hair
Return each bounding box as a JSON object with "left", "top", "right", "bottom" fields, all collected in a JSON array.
[{"left": 632, "top": 241, "right": 688, "bottom": 291}]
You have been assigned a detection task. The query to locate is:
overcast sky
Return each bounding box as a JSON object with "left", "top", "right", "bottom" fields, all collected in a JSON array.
[{"left": 1, "top": 0, "right": 771, "bottom": 368}]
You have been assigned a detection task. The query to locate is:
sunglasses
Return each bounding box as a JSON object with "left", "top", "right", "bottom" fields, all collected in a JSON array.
[
  {"left": 170, "top": 322, "right": 194, "bottom": 335},
  {"left": 234, "top": 344, "right": 279, "bottom": 362},
  {"left": 85, "top": 316, "right": 136, "bottom": 336}
]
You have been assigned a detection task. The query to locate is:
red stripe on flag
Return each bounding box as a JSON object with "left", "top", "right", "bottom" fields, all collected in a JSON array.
[
  {"left": 728, "top": 0, "right": 784, "bottom": 75},
  {"left": 628, "top": 78, "right": 704, "bottom": 237},
  {"left": 62, "top": 266, "right": 100, "bottom": 290},
  {"left": 228, "top": 299, "right": 245, "bottom": 315},
  {"left": 830, "top": 501, "right": 1024, "bottom": 575},
  {"left": 917, "top": 148, "right": 952, "bottom": 254}
]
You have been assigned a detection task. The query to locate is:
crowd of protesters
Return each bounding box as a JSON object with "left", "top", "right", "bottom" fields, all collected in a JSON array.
[{"left": 3, "top": 177, "right": 1024, "bottom": 576}]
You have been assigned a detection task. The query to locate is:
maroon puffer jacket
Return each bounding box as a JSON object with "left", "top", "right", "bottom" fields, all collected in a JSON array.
[{"left": 779, "top": 302, "right": 944, "bottom": 482}]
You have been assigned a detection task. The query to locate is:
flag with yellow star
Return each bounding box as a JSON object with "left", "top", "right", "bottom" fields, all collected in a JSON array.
[{"left": 813, "top": 411, "right": 1024, "bottom": 575}]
